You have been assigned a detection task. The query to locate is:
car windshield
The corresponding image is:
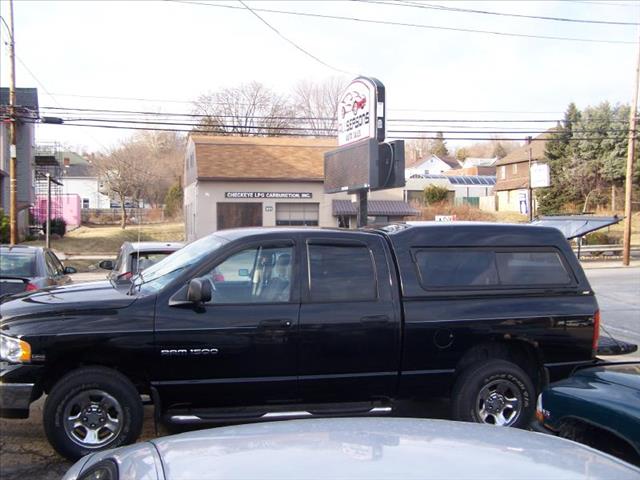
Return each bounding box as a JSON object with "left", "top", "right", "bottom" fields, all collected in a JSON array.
[
  {"left": 131, "top": 235, "right": 227, "bottom": 294},
  {"left": 130, "top": 251, "right": 175, "bottom": 274},
  {"left": 0, "top": 252, "right": 37, "bottom": 277}
]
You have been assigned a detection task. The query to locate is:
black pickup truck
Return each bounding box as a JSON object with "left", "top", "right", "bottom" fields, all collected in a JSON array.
[{"left": 1, "top": 223, "right": 602, "bottom": 460}]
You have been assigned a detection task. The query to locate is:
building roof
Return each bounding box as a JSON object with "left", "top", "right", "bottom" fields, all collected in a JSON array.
[
  {"left": 408, "top": 174, "right": 496, "bottom": 186},
  {"left": 463, "top": 157, "right": 497, "bottom": 168},
  {"left": 493, "top": 177, "right": 528, "bottom": 191},
  {"left": 406, "top": 154, "right": 460, "bottom": 170},
  {"left": 332, "top": 200, "right": 419, "bottom": 217},
  {"left": 495, "top": 133, "right": 551, "bottom": 166},
  {"left": 0, "top": 87, "right": 39, "bottom": 114},
  {"left": 191, "top": 135, "right": 337, "bottom": 182}
]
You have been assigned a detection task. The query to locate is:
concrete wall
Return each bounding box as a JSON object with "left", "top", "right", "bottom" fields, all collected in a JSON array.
[
  {"left": 184, "top": 183, "right": 197, "bottom": 242},
  {"left": 496, "top": 189, "right": 533, "bottom": 213},
  {"left": 191, "top": 180, "right": 351, "bottom": 240}
]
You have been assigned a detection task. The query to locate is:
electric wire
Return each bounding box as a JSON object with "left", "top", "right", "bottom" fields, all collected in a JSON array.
[
  {"left": 359, "top": 0, "right": 640, "bottom": 26},
  {"left": 167, "top": 0, "right": 636, "bottom": 44}
]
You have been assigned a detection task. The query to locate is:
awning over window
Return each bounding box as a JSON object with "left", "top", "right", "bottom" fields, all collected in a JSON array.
[
  {"left": 333, "top": 200, "right": 419, "bottom": 217},
  {"left": 531, "top": 215, "right": 622, "bottom": 240}
]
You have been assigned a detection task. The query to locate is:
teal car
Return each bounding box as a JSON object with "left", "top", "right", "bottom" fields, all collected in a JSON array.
[{"left": 535, "top": 362, "right": 640, "bottom": 466}]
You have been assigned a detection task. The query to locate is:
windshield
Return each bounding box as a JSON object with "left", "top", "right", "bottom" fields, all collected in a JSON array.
[{"left": 131, "top": 234, "right": 227, "bottom": 294}]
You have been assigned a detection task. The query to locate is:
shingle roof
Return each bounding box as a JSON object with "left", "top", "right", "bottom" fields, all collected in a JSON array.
[
  {"left": 192, "top": 135, "right": 337, "bottom": 182},
  {"left": 495, "top": 133, "right": 551, "bottom": 166},
  {"left": 333, "top": 200, "right": 419, "bottom": 217},
  {"left": 493, "top": 177, "right": 529, "bottom": 191}
]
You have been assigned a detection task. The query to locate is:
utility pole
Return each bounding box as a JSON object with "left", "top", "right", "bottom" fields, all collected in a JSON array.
[
  {"left": 45, "top": 173, "right": 51, "bottom": 249},
  {"left": 623, "top": 35, "right": 640, "bottom": 266},
  {"left": 7, "top": 0, "right": 18, "bottom": 245},
  {"left": 526, "top": 136, "right": 533, "bottom": 222}
]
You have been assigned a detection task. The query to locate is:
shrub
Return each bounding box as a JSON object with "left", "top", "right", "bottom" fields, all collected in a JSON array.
[
  {"left": 423, "top": 185, "right": 450, "bottom": 204},
  {"left": 164, "top": 183, "right": 183, "bottom": 219},
  {"left": 0, "top": 210, "right": 9, "bottom": 243},
  {"left": 583, "top": 231, "right": 618, "bottom": 245},
  {"left": 44, "top": 217, "right": 66, "bottom": 237}
]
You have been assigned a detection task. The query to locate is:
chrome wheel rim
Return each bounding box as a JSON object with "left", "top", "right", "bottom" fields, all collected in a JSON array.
[
  {"left": 475, "top": 379, "right": 522, "bottom": 426},
  {"left": 63, "top": 389, "right": 124, "bottom": 448}
]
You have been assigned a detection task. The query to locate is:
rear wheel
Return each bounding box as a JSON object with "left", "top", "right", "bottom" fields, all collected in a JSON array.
[
  {"left": 451, "top": 359, "right": 535, "bottom": 428},
  {"left": 43, "top": 367, "right": 143, "bottom": 460}
]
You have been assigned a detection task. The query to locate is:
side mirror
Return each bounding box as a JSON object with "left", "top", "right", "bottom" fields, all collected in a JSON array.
[
  {"left": 63, "top": 266, "right": 77, "bottom": 274},
  {"left": 187, "top": 277, "right": 212, "bottom": 304},
  {"left": 99, "top": 260, "right": 114, "bottom": 270}
]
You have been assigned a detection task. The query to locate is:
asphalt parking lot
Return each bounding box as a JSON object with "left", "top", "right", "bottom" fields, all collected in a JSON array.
[{"left": 0, "top": 265, "right": 638, "bottom": 479}]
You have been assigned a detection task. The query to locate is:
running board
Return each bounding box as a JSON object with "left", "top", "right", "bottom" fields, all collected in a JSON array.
[{"left": 168, "top": 406, "right": 392, "bottom": 425}]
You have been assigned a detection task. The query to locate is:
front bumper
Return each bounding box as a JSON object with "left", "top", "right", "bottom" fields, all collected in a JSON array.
[
  {"left": 0, "top": 363, "right": 43, "bottom": 418},
  {"left": 0, "top": 382, "right": 34, "bottom": 418}
]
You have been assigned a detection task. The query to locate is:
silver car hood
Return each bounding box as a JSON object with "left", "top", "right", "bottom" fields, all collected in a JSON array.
[{"left": 67, "top": 418, "right": 640, "bottom": 480}]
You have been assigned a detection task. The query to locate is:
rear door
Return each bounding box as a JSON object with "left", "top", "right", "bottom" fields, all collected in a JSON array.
[{"left": 298, "top": 233, "right": 400, "bottom": 403}]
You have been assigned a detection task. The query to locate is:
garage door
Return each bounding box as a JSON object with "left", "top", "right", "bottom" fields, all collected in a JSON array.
[
  {"left": 276, "top": 203, "right": 319, "bottom": 226},
  {"left": 217, "top": 203, "right": 263, "bottom": 230}
]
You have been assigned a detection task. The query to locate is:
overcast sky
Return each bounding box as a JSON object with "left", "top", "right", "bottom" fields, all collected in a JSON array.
[{"left": 1, "top": 0, "right": 638, "bottom": 152}]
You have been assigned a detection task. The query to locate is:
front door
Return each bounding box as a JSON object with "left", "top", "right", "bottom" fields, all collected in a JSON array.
[
  {"left": 217, "top": 202, "right": 263, "bottom": 230},
  {"left": 298, "top": 235, "right": 400, "bottom": 404},
  {"left": 154, "top": 240, "right": 300, "bottom": 409}
]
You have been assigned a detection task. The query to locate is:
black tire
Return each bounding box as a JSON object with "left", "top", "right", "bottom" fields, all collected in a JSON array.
[
  {"left": 43, "top": 366, "right": 143, "bottom": 461},
  {"left": 451, "top": 359, "right": 535, "bottom": 429}
]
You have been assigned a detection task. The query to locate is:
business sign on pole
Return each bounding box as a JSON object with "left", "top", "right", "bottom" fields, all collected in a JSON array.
[
  {"left": 337, "top": 77, "right": 385, "bottom": 147},
  {"left": 530, "top": 162, "right": 550, "bottom": 188}
]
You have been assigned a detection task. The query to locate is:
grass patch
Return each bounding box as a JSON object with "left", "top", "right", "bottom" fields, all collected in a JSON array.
[{"left": 24, "top": 223, "right": 185, "bottom": 255}]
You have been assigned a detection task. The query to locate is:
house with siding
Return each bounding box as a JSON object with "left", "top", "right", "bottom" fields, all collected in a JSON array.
[{"left": 494, "top": 134, "right": 550, "bottom": 213}]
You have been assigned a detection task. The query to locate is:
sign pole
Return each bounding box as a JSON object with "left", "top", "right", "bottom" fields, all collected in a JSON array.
[{"left": 357, "top": 190, "right": 368, "bottom": 227}]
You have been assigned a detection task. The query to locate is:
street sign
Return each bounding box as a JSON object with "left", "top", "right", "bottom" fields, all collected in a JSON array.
[
  {"left": 530, "top": 162, "right": 550, "bottom": 188},
  {"left": 435, "top": 215, "right": 457, "bottom": 222},
  {"left": 337, "top": 77, "right": 385, "bottom": 147}
]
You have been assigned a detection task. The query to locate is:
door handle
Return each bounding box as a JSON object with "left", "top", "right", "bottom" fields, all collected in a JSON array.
[
  {"left": 259, "top": 319, "right": 293, "bottom": 329},
  {"left": 360, "top": 315, "right": 390, "bottom": 324}
]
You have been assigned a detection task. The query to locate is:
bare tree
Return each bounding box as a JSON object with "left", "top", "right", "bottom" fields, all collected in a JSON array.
[
  {"left": 94, "top": 142, "right": 152, "bottom": 229},
  {"left": 192, "top": 81, "right": 296, "bottom": 136},
  {"left": 291, "top": 76, "right": 347, "bottom": 136},
  {"left": 131, "top": 131, "right": 185, "bottom": 207}
]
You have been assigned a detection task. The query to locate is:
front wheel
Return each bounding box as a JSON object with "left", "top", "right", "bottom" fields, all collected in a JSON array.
[
  {"left": 43, "top": 367, "right": 143, "bottom": 460},
  {"left": 451, "top": 359, "right": 535, "bottom": 428}
]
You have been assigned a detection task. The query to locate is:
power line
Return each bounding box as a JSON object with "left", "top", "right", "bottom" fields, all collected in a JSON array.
[
  {"left": 360, "top": 0, "right": 639, "bottom": 26},
  {"left": 40, "top": 121, "right": 625, "bottom": 142},
  {"left": 167, "top": 0, "right": 636, "bottom": 45},
  {"left": 237, "top": 0, "right": 353, "bottom": 75},
  {"left": 40, "top": 105, "right": 569, "bottom": 123}
]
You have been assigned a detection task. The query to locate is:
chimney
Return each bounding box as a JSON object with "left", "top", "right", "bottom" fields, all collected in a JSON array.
[{"left": 63, "top": 157, "right": 70, "bottom": 167}]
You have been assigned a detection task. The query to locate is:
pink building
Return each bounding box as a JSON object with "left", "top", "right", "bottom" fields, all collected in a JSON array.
[{"left": 34, "top": 194, "right": 81, "bottom": 230}]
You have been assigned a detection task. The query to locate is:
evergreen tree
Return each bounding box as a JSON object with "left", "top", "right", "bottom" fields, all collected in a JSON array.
[{"left": 431, "top": 132, "right": 449, "bottom": 158}]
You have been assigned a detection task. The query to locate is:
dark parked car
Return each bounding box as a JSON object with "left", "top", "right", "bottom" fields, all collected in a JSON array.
[
  {"left": 535, "top": 362, "right": 640, "bottom": 466},
  {"left": 99, "top": 241, "right": 183, "bottom": 281},
  {"left": 0, "top": 223, "right": 618, "bottom": 460},
  {"left": 0, "top": 245, "right": 76, "bottom": 296},
  {"left": 63, "top": 418, "right": 640, "bottom": 480}
]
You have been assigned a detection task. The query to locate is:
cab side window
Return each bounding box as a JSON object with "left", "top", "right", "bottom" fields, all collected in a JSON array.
[
  {"left": 206, "top": 245, "right": 293, "bottom": 304},
  {"left": 307, "top": 244, "right": 377, "bottom": 302}
]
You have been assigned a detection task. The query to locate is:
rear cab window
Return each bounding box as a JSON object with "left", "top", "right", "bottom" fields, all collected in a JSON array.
[{"left": 413, "top": 247, "right": 575, "bottom": 291}]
